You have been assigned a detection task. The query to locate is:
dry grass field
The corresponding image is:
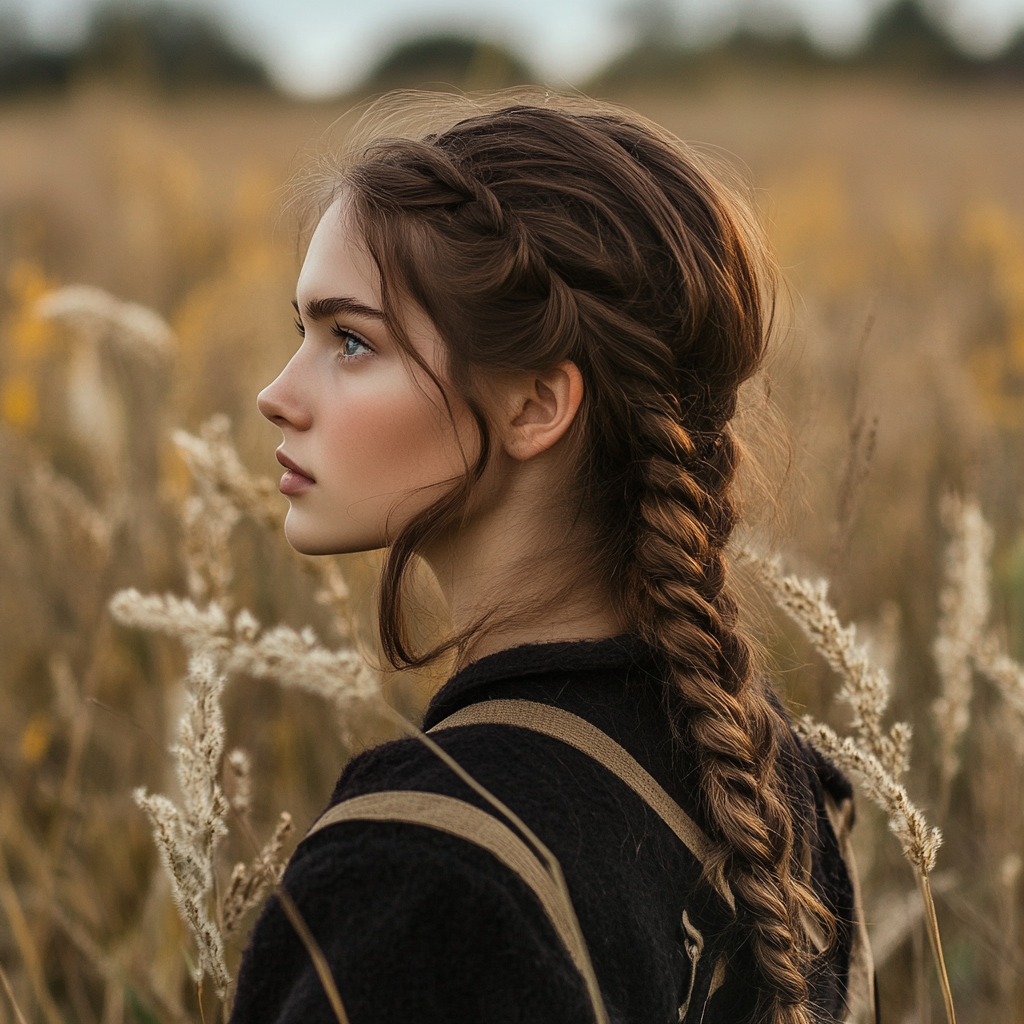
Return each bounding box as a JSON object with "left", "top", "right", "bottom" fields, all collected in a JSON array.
[{"left": 2, "top": 73, "right": 1024, "bottom": 1023}]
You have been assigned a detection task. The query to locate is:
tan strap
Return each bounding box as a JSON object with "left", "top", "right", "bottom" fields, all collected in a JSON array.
[
  {"left": 306, "top": 790, "right": 590, "bottom": 978},
  {"left": 429, "top": 699, "right": 735, "bottom": 911}
]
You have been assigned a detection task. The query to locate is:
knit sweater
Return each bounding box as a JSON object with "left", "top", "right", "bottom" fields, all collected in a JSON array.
[{"left": 230, "top": 635, "right": 858, "bottom": 1024}]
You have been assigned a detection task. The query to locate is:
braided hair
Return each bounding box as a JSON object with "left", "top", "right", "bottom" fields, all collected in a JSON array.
[{"left": 316, "top": 93, "right": 834, "bottom": 1023}]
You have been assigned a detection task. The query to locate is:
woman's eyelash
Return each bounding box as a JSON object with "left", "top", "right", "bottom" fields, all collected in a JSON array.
[
  {"left": 293, "top": 317, "right": 371, "bottom": 357},
  {"left": 330, "top": 322, "right": 373, "bottom": 357}
]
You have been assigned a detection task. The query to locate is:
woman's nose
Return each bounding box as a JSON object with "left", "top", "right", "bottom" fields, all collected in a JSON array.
[{"left": 257, "top": 359, "right": 312, "bottom": 431}]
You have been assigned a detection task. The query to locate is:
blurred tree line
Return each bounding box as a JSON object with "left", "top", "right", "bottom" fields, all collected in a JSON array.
[
  {"left": 4, "top": 0, "right": 1024, "bottom": 100},
  {"left": 0, "top": 1, "right": 270, "bottom": 96},
  {"left": 595, "top": 0, "right": 1024, "bottom": 90}
]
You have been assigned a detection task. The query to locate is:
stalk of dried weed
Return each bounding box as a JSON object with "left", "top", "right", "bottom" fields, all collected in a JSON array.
[
  {"left": 926, "top": 495, "right": 1024, "bottom": 781},
  {"left": 110, "top": 415, "right": 368, "bottom": 1014},
  {"left": 932, "top": 495, "right": 993, "bottom": 811},
  {"left": 112, "top": 415, "right": 609, "bottom": 1024},
  {"left": 754, "top": 492, "right": 1024, "bottom": 1018},
  {"left": 743, "top": 552, "right": 954, "bottom": 1024},
  {"left": 0, "top": 283, "right": 187, "bottom": 1024},
  {"left": 3, "top": 281, "right": 344, "bottom": 1023},
  {"left": 932, "top": 497, "right": 1024, "bottom": 1008}
]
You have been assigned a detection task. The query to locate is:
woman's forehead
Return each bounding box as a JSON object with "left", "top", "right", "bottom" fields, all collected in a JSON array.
[{"left": 296, "top": 198, "right": 381, "bottom": 309}]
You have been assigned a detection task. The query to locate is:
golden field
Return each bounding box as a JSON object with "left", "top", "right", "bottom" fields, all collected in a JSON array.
[{"left": 2, "top": 74, "right": 1024, "bottom": 1023}]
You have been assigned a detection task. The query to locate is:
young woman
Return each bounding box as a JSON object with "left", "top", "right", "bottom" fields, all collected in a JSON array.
[{"left": 235, "top": 93, "right": 873, "bottom": 1024}]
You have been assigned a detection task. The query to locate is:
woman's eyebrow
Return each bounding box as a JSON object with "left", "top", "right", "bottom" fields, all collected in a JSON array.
[{"left": 293, "top": 296, "right": 385, "bottom": 322}]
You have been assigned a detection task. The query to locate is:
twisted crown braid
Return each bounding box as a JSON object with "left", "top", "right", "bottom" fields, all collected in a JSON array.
[{"left": 325, "top": 96, "right": 834, "bottom": 1022}]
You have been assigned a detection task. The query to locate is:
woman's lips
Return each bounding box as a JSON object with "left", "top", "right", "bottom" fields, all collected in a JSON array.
[
  {"left": 279, "top": 469, "right": 314, "bottom": 495},
  {"left": 276, "top": 452, "right": 315, "bottom": 495}
]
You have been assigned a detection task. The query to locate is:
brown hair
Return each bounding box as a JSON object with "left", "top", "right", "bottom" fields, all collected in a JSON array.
[{"left": 311, "top": 91, "right": 831, "bottom": 1023}]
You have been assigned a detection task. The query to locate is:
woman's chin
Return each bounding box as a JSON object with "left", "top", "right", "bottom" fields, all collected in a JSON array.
[
  {"left": 283, "top": 511, "right": 382, "bottom": 556},
  {"left": 283, "top": 513, "right": 334, "bottom": 556}
]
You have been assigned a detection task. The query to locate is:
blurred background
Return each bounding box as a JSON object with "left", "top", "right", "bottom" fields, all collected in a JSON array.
[{"left": 3, "top": 0, "right": 1024, "bottom": 1021}]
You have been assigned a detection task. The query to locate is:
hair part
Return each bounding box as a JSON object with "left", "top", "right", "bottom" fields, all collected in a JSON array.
[{"left": 304, "top": 89, "right": 835, "bottom": 1023}]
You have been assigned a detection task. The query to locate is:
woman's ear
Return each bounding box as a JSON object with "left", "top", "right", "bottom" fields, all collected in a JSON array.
[{"left": 501, "top": 360, "right": 584, "bottom": 462}]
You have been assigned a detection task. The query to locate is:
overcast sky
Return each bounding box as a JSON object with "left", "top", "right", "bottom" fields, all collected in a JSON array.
[{"left": 7, "top": 0, "right": 1024, "bottom": 96}]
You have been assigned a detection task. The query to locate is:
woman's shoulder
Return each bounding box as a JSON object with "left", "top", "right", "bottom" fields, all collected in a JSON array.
[
  {"left": 233, "top": 704, "right": 687, "bottom": 1024},
  {"left": 233, "top": 639, "right": 735, "bottom": 1023},
  {"left": 232, "top": 799, "right": 592, "bottom": 1024}
]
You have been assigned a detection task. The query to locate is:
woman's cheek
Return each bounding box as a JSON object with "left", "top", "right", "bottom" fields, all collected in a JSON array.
[{"left": 324, "top": 384, "right": 464, "bottom": 522}]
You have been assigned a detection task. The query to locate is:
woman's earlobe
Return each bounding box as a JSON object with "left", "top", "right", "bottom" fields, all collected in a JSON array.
[{"left": 505, "top": 360, "right": 583, "bottom": 461}]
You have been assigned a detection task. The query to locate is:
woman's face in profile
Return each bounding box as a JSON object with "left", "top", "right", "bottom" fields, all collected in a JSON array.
[{"left": 257, "top": 198, "right": 477, "bottom": 556}]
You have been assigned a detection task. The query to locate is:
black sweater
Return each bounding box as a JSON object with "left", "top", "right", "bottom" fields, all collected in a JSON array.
[{"left": 230, "top": 636, "right": 857, "bottom": 1024}]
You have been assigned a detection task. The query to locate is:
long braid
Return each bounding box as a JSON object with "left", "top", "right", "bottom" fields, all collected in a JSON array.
[
  {"left": 332, "top": 97, "right": 838, "bottom": 1021},
  {"left": 628, "top": 402, "right": 823, "bottom": 1022}
]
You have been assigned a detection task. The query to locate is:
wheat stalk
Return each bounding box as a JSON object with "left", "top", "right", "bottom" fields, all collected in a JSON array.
[
  {"left": 932, "top": 495, "right": 992, "bottom": 803},
  {"left": 36, "top": 284, "right": 173, "bottom": 365},
  {"left": 173, "top": 416, "right": 352, "bottom": 635},
  {"left": 110, "top": 593, "right": 377, "bottom": 710},
  {"left": 108, "top": 413, "right": 373, "bottom": 1008},
  {"left": 221, "top": 812, "right": 293, "bottom": 939},
  {"left": 974, "top": 644, "right": 1024, "bottom": 718},
  {"left": 26, "top": 462, "right": 112, "bottom": 559},
  {"left": 111, "top": 525, "right": 370, "bottom": 1003},
  {"left": 114, "top": 415, "right": 610, "bottom": 1024},
  {"left": 932, "top": 498, "right": 1024, "bottom": 761},
  {"left": 745, "top": 554, "right": 911, "bottom": 779},
  {"left": 743, "top": 551, "right": 955, "bottom": 1024},
  {"left": 133, "top": 651, "right": 231, "bottom": 997}
]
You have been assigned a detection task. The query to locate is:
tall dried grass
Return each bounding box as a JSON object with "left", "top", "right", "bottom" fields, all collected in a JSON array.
[
  {"left": 2, "top": 80, "right": 1024, "bottom": 1022},
  {"left": 110, "top": 405, "right": 606, "bottom": 1022},
  {"left": 745, "top": 553, "right": 950, "bottom": 1020}
]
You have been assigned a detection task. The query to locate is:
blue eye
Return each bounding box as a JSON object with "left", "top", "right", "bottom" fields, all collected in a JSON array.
[{"left": 331, "top": 323, "right": 373, "bottom": 359}]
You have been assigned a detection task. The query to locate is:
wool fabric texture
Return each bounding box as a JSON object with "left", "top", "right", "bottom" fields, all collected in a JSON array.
[{"left": 230, "top": 636, "right": 857, "bottom": 1024}]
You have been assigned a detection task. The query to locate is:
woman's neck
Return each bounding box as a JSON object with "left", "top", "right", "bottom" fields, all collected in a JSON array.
[
  {"left": 420, "top": 459, "right": 624, "bottom": 667},
  {"left": 454, "top": 600, "right": 624, "bottom": 666}
]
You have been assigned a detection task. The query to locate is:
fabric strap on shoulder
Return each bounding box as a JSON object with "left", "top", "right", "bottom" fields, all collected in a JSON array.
[
  {"left": 427, "top": 699, "right": 831, "bottom": 996},
  {"left": 305, "top": 789, "right": 591, "bottom": 978},
  {"left": 428, "top": 698, "right": 735, "bottom": 911},
  {"left": 305, "top": 699, "right": 735, "bottom": 1009}
]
